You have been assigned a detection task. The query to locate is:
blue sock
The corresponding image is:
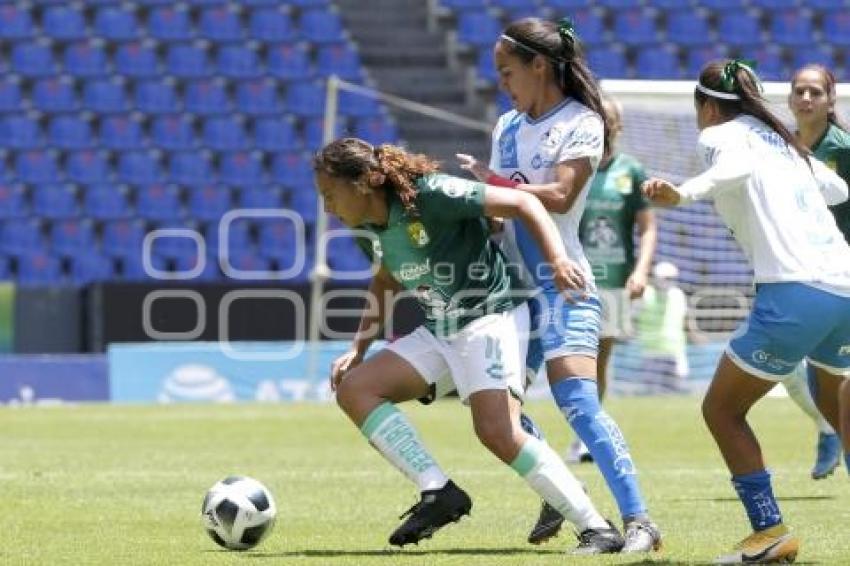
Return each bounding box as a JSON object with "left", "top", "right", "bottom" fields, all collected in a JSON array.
[
  {"left": 550, "top": 377, "right": 646, "bottom": 520},
  {"left": 519, "top": 412, "right": 546, "bottom": 441},
  {"left": 732, "top": 470, "right": 782, "bottom": 531}
]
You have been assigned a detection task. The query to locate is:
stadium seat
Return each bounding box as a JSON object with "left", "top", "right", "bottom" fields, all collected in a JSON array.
[
  {"left": 198, "top": 6, "right": 244, "bottom": 42},
  {"left": 737, "top": 46, "right": 785, "bottom": 80},
  {"left": 613, "top": 9, "right": 658, "bottom": 46},
  {"left": 239, "top": 186, "right": 282, "bottom": 209},
  {"left": 66, "top": 150, "right": 111, "bottom": 184},
  {"left": 545, "top": 0, "right": 592, "bottom": 8},
  {"left": 790, "top": 46, "right": 837, "bottom": 71},
  {"left": 266, "top": 43, "right": 313, "bottom": 81},
  {"left": 174, "top": 252, "right": 220, "bottom": 281},
  {"left": 32, "top": 78, "right": 78, "bottom": 113},
  {"left": 820, "top": 9, "right": 850, "bottom": 47},
  {"left": 202, "top": 116, "right": 249, "bottom": 151},
  {"left": 235, "top": 79, "right": 281, "bottom": 116},
  {"left": 32, "top": 185, "right": 78, "bottom": 219},
  {"left": 186, "top": 185, "right": 232, "bottom": 221},
  {"left": 290, "top": 188, "right": 318, "bottom": 222},
  {"left": 0, "top": 184, "right": 28, "bottom": 219},
  {"left": 15, "top": 151, "right": 59, "bottom": 184},
  {"left": 0, "top": 219, "right": 43, "bottom": 255},
  {"left": 50, "top": 219, "right": 96, "bottom": 256},
  {"left": 770, "top": 10, "right": 812, "bottom": 47},
  {"left": 99, "top": 115, "right": 145, "bottom": 150},
  {"left": 216, "top": 45, "right": 263, "bottom": 79},
  {"left": 0, "top": 5, "right": 34, "bottom": 40},
  {"left": 636, "top": 45, "right": 681, "bottom": 79},
  {"left": 303, "top": 117, "right": 346, "bottom": 150},
  {"left": 84, "top": 78, "right": 130, "bottom": 114},
  {"left": 695, "top": 0, "right": 745, "bottom": 8},
  {"left": 475, "top": 49, "right": 497, "bottom": 84},
  {"left": 184, "top": 79, "right": 231, "bottom": 115},
  {"left": 716, "top": 12, "right": 762, "bottom": 47},
  {"left": 684, "top": 45, "right": 729, "bottom": 77},
  {"left": 166, "top": 43, "right": 213, "bottom": 79},
  {"left": 118, "top": 151, "right": 164, "bottom": 185},
  {"left": 43, "top": 6, "right": 87, "bottom": 41},
  {"left": 225, "top": 250, "right": 270, "bottom": 277},
  {"left": 94, "top": 6, "right": 140, "bottom": 41},
  {"left": 665, "top": 11, "right": 712, "bottom": 46},
  {"left": 169, "top": 151, "right": 214, "bottom": 185},
  {"left": 151, "top": 115, "right": 197, "bottom": 151},
  {"left": 83, "top": 185, "right": 132, "bottom": 220},
  {"left": 114, "top": 42, "right": 160, "bottom": 78},
  {"left": 120, "top": 253, "right": 168, "bottom": 281},
  {"left": 253, "top": 117, "right": 301, "bottom": 152},
  {"left": 271, "top": 152, "right": 314, "bottom": 191},
  {"left": 440, "top": 0, "right": 488, "bottom": 9},
  {"left": 586, "top": 46, "right": 628, "bottom": 78},
  {"left": 596, "top": 0, "right": 642, "bottom": 7},
  {"left": 289, "top": 0, "right": 331, "bottom": 6},
  {"left": 49, "top": 116, "right": 94, "bottom": 150},
  {"left": 456, "top": 12, "right": 501, "bottom": 47},
  {"left": 242, "top": 0, "right": 287, "bottom": 6},
  {"left": 570, "top": 8, "right": 606, "bottom": 46},
  {"left": 257, "top": 219, "right": 297, "bottom": 261},
  {"left": 284, "top": 82, "right": 326, "bottom": 117},
  {"left": 219, "top": 151, "right": 264, "bottom": 187},
  {"left": 353, "top": 116, "right": 399, "bottom": 146},
  {"left": 69, "top": 253, "right": 115, "bottom": 285},
  {"left": 248, "top": 8, "right": 297, "bottom": 43},
  {"left": 0, "top": 115, "right": 44, "bottom": 149},
  {"left": 750, "top": 0, "right": 798, "bottom": 8},
  {"left": 102, "top": 219, "right": 146, "bottom": 257},
  {"left": 147, "top": 7, "right": 194, "bottom": 42},
  {"left": 134, "top": 79, "right": 180, "bottom": 114},
  {"left": 338, "top": 90, "right": 382, "bottom": 118},
  {"left": 300, "top": 9, "right": 347, "bottom": 44},
  {"left": 136, "top": 184, "right": 184, "bottom": 220},
  {"left": 0, "top": 78, "right": 22, "bottom": 113},
  {"left": 315, "top": 44, "right": 363, "bottom": 80},
  {"left": 63, "top": 41, "right": 110, "bottom": 78},
  {"left": 17, "top": 252, "right": 63, "bottom": 286},
  {"left": 204, "top": 220, "right": 250, "bottom": 258},
  {"left": 11, "top": 41, "right": 56, "bottom": 78}
]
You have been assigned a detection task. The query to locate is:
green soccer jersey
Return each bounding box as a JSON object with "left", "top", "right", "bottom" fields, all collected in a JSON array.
[
  {"left": 811, "top": 123, "right": 850, "bottom": 244},
  {"left": 356, "top": 173, "right": 528, "bottom": 336},
  {"left": 578, "top": 153, "right": 649, "bottom": 288}
]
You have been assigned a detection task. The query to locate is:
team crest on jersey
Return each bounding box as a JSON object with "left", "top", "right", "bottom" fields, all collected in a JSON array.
[
  {"left": 615, "top": 174, "right": 633, "bottom": 194},
  {"left": 407, "top": 221, "right": 430, "bottom": 247},
  {"left": 441, "top": 178, "right": 469, "bottom": 198},
  {"left": 826, "top": 159, "right": 837, "bottom": 171}
]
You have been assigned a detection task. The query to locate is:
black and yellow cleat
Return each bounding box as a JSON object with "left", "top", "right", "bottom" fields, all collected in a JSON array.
[{"left": 714, "top": 524, "right": 799, "bottom": 564}]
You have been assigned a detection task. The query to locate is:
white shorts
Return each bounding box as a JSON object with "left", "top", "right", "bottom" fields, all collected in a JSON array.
[
  {"left": 385, "top": 303, "right": 530, "bottom": 403},
  {"left": 597, "top": 288, "right": 632, "bottom": 339}
]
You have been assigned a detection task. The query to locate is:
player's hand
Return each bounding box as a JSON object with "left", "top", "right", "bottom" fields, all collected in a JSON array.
[
  {"left": 330, "top": 349, "right": 363, "bottom": 391},
  {"left": 456, "top": 153, "right": 492, "bottom": 182},
  {"left": 642, "top": 178, "right": 681, "bottom": 206},
  {"left": 551, "top": 257, "right": 587, "bottom": 303},
  {"left": 625, "top": 270, "right": 648, "bottom": 299}
]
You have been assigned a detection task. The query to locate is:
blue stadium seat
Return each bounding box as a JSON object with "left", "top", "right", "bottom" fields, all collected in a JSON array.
[
  {"left": 134, "top": 79, "right": 180, "bottom": 114},
  {"left": 63, "top": 40, "right": 110, "bottom": 78},
  {"left": 83, "top": 185, "right": 132, "bottom": 220},
  {"left": 737, "top": 46, "right": 785, "bottom": 80},
  {"left": 0, "top": 184, "right": 28, "bottom": 219},
  {"left": 338, "top": 90, "right": 381, "bottom": 118},
  {"left": 66, "top": 150, "right": 111, "bottom": 184},
  {"left": 198, "top": 6, "right": 244, "bottom": 42},
  {"left": 204, "top": 220, "right": 250, "bottom": 258},
  {"left": 820, "top": 9, "right": 850, "bottom": 47},
  {"left": 684, "top": 45, "right": 728, "bottom": 77},
  {"left": 695, "top": 0, "right": 745, "bottom": 7},
  {"left": 166, "top": 43, "right": 212, "bottom": 79},
  {"left": 545, "top": 0, "right": 592, "bottom": 8},
  {"left": 613, "top": 9, "right": 658, "bottom": 46},
  {"left": 17, "top": 252, "right": 63, "bottom": 286},
  {"left": 457, "top": 12, "right": 501, "bottom": 47},
  {"left": 790, "top": 46, "right": 838, "bottom": 71},
  {"left": 70, "top": 253, "right": 115, "bottom": 285},
  {"left": 300, "top": 9, "right": 347, "bottom": 44},
  {"left": 43, "top": 6, "right": 87, "bottom": 41},
  {"left": 11, "top": 41, "right": 56, "bottom": 78},
  {"left": 665, "top": 11, "right": 711, "bottom": 46},
  {"left": 185, "top": 0, "right": 230, "bottom": 5},
  {"left": 353, "top": 116, "right": 399, "bottom": 146},
  {"left": 571, "top": 8, "right": 606, "bottom": 45},
  {"left": 750, "top": 0, "right": 798, "bottom": 8},
  {"left": 99, "top": 115, "right": 144, "bottom": 150},
  {"left": 475, "top": 49, "right": 497, "bottom": 84},
  {"left": 253, "top": 117, "right": 301, "bottom": 152},
  {"left": 32, "top": 78, "right": 78, "bottom": 113},
  {"left": 169, "top": 151, "right": 214, "bottom": 185},
  {"left": 0, "top": 219, "right": 43, "bottom": 255},
  {"left": 271, "top": 152, "right": 314, "bottom": 191},
  {"left": 50, "top": 219, "right": 96, "bottom": 256},
  {"left": 239, "top": 186, "right": 282, "bottom": 209},
  {"left": 597, "top": 0, "right": 641, "bottom": 6},
  {"left": 118, "top": 151, "right": 163, "bottom": 185},
  {"left": 15, "top": 151, "right": 59, "bottom": 184},
  {"left": 636, "top": 45, "right": 681, "bottom": 79},
  {"left": 147, "top": 7, "right": 193, "bottom": 42},
  {"left": 219, "top": 151, "right": 264, "bottom": 186},
  {"left": 216, "top": 45, "right": 262, "bottom": 79},
  {"left": 808, "top": 0, "right": 850, "bottom": 8},
  {"left": 102, "top": 219, "right": 146, "bottom": 257},
  {"left": 184, "top": 79, "right": 231, "bottom": 115},
  {"left": 242, "top": 0, "right": 287, "bottom": 5},
  {"left": 32, "top": 184, "right": 78, "bottom": 219},
  {"left": 235, "top": 79, "right": 281, "bottom": 116},
  {"left": 84, "top": 78, "right": 130, "bottom": 113},
  {"left": 187, "top": 185, "right": 231, "bottom": 221},
  {"left": 0, "top": 115, "right": 44, "bottom": 149},
  {"left": 716, "top": 12, "right": 762, "bottom": 47},
  {"left": 136, "top": 184, "right": 184, "bottom": 220},
  {"left": 202, "top": 116, "right": 249, "bottom": 151},
  {"left": 248, "top": 8, "right": 297, "bottom": 43},
  {"left": 0, "top": 78, "right": 22, "bottom": 112},
  {"left": 257, "top": 219, "right": 297, "bottom": 261},
  {"left": 770, "top": 10, "right": 812, "bottom": 47},
  {"left": 266, "top": 43, "right": 313, "bottom": 81},
  {"left": 303, "top": 117, "right": 345, "bottom": 150},
  {"left": 114, "top": 41, "right": 160, "bottom": 78},
  {"left": 284, "top": 82, "right": 326, "bottom": 117},
  {"left": 120, "top": 253, "right": 168, "bottom": 281},
  {"left": 0, "top": 256, "right": 12, "bottom": 281},
  {"left": 173, "top": 252, "right": 220, "bottom": 281},
  {"left": 48, "top": 116, "right": 93, "bottom": 150},
  {"left": 0, "top": 5, "right": 34, "bottom": 40},
  {"left": 290, "top": 188, "right": 318, "bottom": 223},
  {"left": 315, "top": 43, "right": 363, "bottom": 80},
  {"left": 151, "top": 115, "right": 197, "bottom": 151},
  {"left": 94, "top": 6, "right": 140, "bottom": 41},
  {"left": 225, "top": 250, "right": 271, "bottom": 278},
  {"left": 440, "top": 0, "right": 488, "bottom": 9},
  {"left": 586, "top": 46, "right": 628, "bottom": 78},
  {"left": 289, "top": 0, "right": 331, "bottom": 6}
]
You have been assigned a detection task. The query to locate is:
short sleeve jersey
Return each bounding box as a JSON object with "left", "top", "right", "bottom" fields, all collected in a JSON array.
[
  {"left": 811, "top": 123, "right": 850, "bottom": 244},
  {"left": 356, "top": 173, "right": 528, "bottom": 336},
  {"left": 578, "top": 153, "right": 649, "bottom": 288}
]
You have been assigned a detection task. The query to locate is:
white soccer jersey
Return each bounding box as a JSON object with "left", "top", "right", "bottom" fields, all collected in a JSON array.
[
  {"left": 488, "top": 98, "right": 604, "bottom": 292},
  {"left": 676, "top": 114, "right": 850, "bottom": 294}
]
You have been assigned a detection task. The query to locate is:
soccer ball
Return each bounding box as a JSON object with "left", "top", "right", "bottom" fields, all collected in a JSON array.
[{"left": 201, "top": 476, "right": 277, "bottom": 550}]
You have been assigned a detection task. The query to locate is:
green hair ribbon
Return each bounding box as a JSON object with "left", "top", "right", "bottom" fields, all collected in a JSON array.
[
  {"left": 557, "top": 17, "right": 578, "bottom": 44},
  {"left": 721, "top": 59, "right": 760, "bottom": 92}
]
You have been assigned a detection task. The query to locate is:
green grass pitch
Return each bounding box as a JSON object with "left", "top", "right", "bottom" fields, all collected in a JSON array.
[{"left": 2, "top": 396, "right": 849, "bottom": 565}]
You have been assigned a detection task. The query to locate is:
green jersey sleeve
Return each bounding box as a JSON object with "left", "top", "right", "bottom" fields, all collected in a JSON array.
[{"left": 415, "top": 173, "right": 486, "bottom": 222}]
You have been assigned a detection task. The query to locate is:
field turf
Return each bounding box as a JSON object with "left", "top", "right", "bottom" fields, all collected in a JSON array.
[{"left": 2, "top": 396, "right": 849, "bottom": 565}]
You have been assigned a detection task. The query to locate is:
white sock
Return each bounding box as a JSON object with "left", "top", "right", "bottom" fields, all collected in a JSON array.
[
  {"left": 360, "top": 402, "right": 449, "bottom": 491},
  {"left": 511, "top": 435, "right": 608, "bottom": 531},
  {"left": 782, "top": 365, "right": 835, "bottom": 435}
]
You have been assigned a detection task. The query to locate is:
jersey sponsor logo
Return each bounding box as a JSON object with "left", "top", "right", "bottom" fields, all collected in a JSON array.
[
  {"left": 563, "top": 117, "right": 601, "bottom": 151},
  {"left": 441, "top": 177, "right": 471, "bottom": 198},
  {"left": 615, "top": 173, "right": 633, "bottom": 194},
  {"left": 839, "top": 344, "right": 850, "bottom": 356},
  {"left": 396, "top": 258, "right": 431, "bottom": 281},
  {"left": 406, "top": 221, "right": 430, "bottom": 247},
  {"left": 498, "top": 115, "right": 523, "bottom": 168},
  {"left": 510, "top": 172, "right": 529, "bottom": 184}
]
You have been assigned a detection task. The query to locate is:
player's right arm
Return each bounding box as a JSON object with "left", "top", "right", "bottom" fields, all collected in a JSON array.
[{"left": 330, "top": 266, "right": 401, "bottom": 390}]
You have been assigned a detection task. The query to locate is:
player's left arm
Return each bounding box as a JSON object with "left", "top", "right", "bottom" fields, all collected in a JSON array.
[{"left": 627, "top": 207, "right": 657, "bottom": 299}]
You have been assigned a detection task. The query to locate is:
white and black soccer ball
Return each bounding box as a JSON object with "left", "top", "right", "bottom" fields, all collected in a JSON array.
[{"left": 201, "top": 476, "right": 277, "bottom": 550}]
